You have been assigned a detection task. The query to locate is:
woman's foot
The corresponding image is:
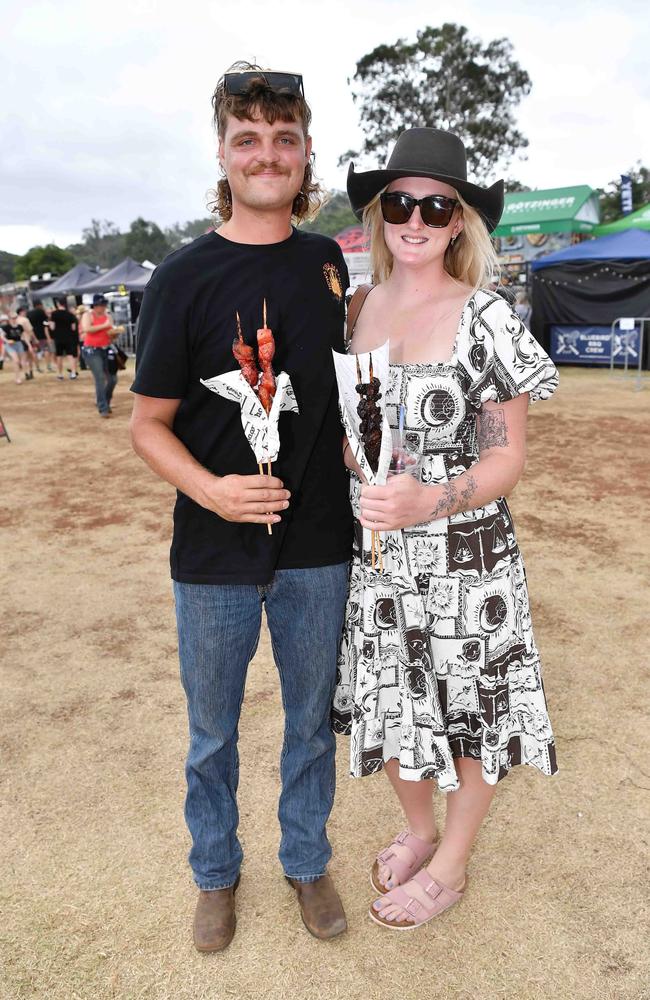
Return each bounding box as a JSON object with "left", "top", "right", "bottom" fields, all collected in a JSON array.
[
  {"left": 372, "top": 854, "right": 466, "bottom": 924},
  {"left": 372, "top": 828, "right": 438, "bottom": 893},
  {"left": 370, "top": 866, "right": 466, "bottom": 929}
]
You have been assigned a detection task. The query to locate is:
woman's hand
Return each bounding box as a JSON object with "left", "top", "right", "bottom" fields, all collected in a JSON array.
[
  {"left": 359, "top": 395, "right": 530, "bottom": 532},
  {"left": 359, "top": 474, "right": 429, "bottom": 531}
]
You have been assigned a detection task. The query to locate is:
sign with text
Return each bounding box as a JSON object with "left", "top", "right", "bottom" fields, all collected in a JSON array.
[{"left": 550, "top": 325, "right": 641, "bottom": 365}]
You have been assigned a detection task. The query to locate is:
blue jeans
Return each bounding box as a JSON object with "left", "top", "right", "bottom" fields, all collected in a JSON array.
[
  {"left": 82, "top": 347, "right": 116, "bottom": 414},
  {"left": 173, "top": 562, "right": 349, "bottom": 890}
]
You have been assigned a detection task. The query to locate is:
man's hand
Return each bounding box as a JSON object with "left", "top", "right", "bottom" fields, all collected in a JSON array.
[{"left": 199, "top": 473, "right": 290, "bottom": 525}]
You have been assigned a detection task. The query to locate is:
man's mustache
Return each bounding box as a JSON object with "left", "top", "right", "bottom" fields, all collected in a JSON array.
[{"left": 246, "top": 164, "right": 291, "bottom": 177}]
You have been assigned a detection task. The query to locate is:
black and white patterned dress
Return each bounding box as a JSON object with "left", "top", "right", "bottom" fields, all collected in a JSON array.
[{"left": 333, "top": 289, "right": 559, "bottom": 791}]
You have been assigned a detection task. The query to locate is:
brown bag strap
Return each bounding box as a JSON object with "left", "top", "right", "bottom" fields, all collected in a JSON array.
[{"left": 345, "top": 283, "right": 373, "bottom": 349}]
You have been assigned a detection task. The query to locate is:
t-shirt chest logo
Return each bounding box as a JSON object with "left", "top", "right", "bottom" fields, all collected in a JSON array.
[{"left": 323, "top": 263, "right": 343, "bottom": 302}]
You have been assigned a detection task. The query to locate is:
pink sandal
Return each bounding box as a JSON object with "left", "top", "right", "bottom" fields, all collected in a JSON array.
[
  {"left": 370, "top": 830, "right": 437, "bottom": 895},
  {"left": 369, "top": 869, "right": 465, "bottom": 930}
]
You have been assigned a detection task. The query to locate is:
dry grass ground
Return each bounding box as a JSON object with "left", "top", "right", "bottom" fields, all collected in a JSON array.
[{"left": 1, "top": 361, "right": 649, "bottom": 1000}]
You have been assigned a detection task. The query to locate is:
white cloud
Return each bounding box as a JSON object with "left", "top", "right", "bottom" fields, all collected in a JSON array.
[{"left": 1, "top": 0, "right": 648, "bottom": 253}]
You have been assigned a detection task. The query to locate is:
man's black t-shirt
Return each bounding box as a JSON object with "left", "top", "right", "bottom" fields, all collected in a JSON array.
[
  {"left": 27, "top": 307, "right": 47, "bottom": 339},
  {"left": 132, "top": 228, "right": 353, "bottom": 585},
  {"left": 50, "top": 310, "right": 78, "bottom": 340}
]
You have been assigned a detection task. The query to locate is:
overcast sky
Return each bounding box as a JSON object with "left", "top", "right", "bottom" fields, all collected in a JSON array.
[{"left": 2, "top": 0, "right": 648, "bottom": 255}]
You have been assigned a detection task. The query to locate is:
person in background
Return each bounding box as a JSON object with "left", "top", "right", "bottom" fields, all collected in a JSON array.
[
  {"left": 514, "top": 290, "right": 532, "bottom": 327},
  {"left": 494, "top": 272, "right": 517, "bottom": 305},
  {"left": 1, "top": 313, "right": 28, "bottom": 383},
  {"left": 76, "top": 304, "right": 89, "bottom": 370},
  {"left": 16, "top": 307, "right": 39, "bottom": 377},
  {"left": 49, "top": 298, "right": 79, "bottom": 380},
  {"left": 80, "top": 294, "right": 117, "bottom": 418},
  {"left": 28, "top": 298, "right": 54, "bottom": 370}
]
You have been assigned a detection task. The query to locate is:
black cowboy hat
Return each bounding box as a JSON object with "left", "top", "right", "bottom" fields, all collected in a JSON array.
[{"left": 347, "top": 127, "right": 504, "bottom": 233}]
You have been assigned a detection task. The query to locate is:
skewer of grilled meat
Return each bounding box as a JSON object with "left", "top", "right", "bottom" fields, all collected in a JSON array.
[
  {"left": 232, "top": 311, "right": 259, "bottom": 389},
  {"left": 257, "top": 298, "right": 276, "bottom": 415},
  {"left": 355, "top": 353, "right": 382, "bottom": 473}
]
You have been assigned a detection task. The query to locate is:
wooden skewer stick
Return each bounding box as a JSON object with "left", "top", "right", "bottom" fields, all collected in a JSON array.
[{"left": 258, "top": 461, "right": 272, "bottom": 535}]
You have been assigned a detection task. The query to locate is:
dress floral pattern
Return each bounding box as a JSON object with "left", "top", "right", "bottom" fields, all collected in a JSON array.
[{"left": 333, "top": 289, "right": 559, "bottom": 791}]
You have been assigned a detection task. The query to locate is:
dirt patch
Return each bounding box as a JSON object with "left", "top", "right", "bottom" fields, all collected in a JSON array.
[{"left": 1, "top": 363, "right": 649, "bottom": 1000}]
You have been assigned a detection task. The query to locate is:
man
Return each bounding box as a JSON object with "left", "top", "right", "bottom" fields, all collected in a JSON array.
[
  {"left": 48, "top": 298, "right": 79, "bottom": 379},
  {"left": 27, "top": 298, "right": 54, "bottom": 370},
  {"left": 130, "top": 64, "right": 353, "bottom": 951}
]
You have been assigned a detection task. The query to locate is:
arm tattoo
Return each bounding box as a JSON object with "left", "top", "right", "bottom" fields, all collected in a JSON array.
[
  {"left": 429, "top": 480, "right": 458, "bottom": 519},
  {"left": 429, "top": 473, "right": 478, "bottom": 520},
  {"left": 460, "top": 473, "right": 478, "bottom": 508},
  {"left": 478, "top": 408, "right": 508, "bottom": 451}
]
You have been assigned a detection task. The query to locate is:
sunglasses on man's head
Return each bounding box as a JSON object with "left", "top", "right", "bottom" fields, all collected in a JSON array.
[
  {"left": 380, "top": 191, "right": 459, "bottom": 228},
  {"left": 223, "top": 71, "right": 304, "bottom": 98}
]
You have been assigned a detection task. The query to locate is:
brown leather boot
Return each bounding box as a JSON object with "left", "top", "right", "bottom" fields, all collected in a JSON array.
[
  {"left": 193, "top": 875, "right": 240, "bottom": 953},
  {"left": 286, "top": 874, "right": 347, "bottom": 940}
]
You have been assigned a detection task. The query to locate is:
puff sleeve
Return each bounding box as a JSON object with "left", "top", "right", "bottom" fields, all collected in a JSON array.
[{"left": 457, "top": 292, "right": 558, "bottom": 407}]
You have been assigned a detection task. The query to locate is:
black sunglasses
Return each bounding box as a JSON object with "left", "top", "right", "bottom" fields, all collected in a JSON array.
[
  {"left": 380, "top": 191, "right": 459, "bottom": 228},
  {"left": 223, "top": 71, "right": 304, "bottom": 98}
]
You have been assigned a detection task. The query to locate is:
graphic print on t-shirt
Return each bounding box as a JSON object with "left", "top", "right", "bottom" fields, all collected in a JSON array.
[{"left": 323, "top": 263, "right": 343, "bottom": 303}]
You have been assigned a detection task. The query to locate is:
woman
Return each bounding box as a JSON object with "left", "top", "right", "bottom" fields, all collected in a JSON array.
[
  {"left": 80, "top": 294, "right": 117, "bottom": 418},
  {"left": 15, "top": 307, "right": 39, "bottom": 378},
  {"left": 334, "top": 128, "right": 558, "bottom": 930},
  {"left": 0, "top": 312, "right": 29, "bottom": 383}
]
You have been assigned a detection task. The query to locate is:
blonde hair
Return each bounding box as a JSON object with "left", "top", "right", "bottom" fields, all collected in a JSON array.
[{"left": 363, "top": 186, "right": 500, "bottom": 290}]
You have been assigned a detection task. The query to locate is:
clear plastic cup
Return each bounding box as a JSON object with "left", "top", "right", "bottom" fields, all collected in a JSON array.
[{"left": 388, "top": 428, "right": 421, "bottom": 478}]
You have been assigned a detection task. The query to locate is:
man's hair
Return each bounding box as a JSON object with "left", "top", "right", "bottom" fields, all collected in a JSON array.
[
  {"left": 208, "top": 61, "right": 323, "bottom": 224},
  {"left": 33, "top": 299, "right": 42, "bottom": 306}
]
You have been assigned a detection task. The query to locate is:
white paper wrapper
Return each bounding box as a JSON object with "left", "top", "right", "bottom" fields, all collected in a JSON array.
[
  {"left": 200, "top": 369, "right": 299, "bottom": 464},
  {"left": 332, "top": 342, "right": 392, "bottom": 570},
  {"left": 332, "top": 341, "right": 392, "bottom": 485}
]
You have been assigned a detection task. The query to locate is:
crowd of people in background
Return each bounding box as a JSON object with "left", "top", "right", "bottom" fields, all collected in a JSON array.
[{"left": 0, "top": 294, "right": 124, "bottom": 418}]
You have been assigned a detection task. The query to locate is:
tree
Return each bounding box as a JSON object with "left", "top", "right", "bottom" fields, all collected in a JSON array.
[
  {"left": 164, "top": 218, "right": 214, "bottom": 250},
  {"left": 67, "top": 219, "right": 126, "bottom": 269},
  {"left": 342, "top": 23, "right": 532, "bottom": 180},
  {"left": 300, "top": 191, "right": 358, "bottom": 238},
  {"left": 14, "top": 244, "right": 76, "bottom": 281},
  {"left": 124, "top": 217, "right": 171, "bottom": 264},
  {"left": 0, "top": 250, "right": 18, "bottom": 284},
  {"left": 598, "top": 164, "right": 650, "bottom": 223},
  {"left": 503, "top": 178, "right": 531, "bottom": 194}
]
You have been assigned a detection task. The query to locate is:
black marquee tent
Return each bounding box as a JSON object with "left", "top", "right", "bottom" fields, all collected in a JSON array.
[
  {"left": 38, "top": 263, "right": 100, "bottom": 296},
  {"left": 531, "top": 230, "right": 650, "bottom": 367},
  {"left": 78, "top": 257, "right": 153, "bottom": 293}
]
